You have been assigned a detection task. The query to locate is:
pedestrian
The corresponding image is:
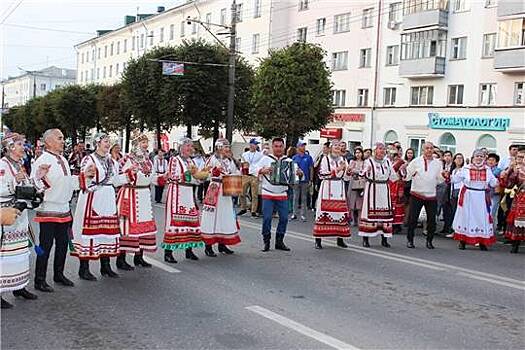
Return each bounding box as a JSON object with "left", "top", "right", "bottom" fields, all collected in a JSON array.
[
  {"left": 161, "top": 138, "right": 204, "bottom": 263},
  {"left": 238, "top": 138, "right": 263, "bottom": 217},
  {"left": 405, "top": 142, "right": 445, "bottom": 249},
  {"left": 346, "top": 147, "right": 366, "bottom": 226},
  {"left": 201, "top": 139, "right": 242, "bottom": 257},
  {"left": 388, "top": 144, "right": 407, "bottom": 234},
  {"left": 452, "top": 149, "right": 499, "bottom": 251},
  {"left": 447, "top": 153, "right": 465, "bottom": 238},
  {"left": 501, "top": 150, "right": 525, "bottom": 253},
  {"left": 71, "top": 133, "right": 132, "bottom": 280},
  {"left": 358, "top": 142, "right": 397, "bottom": 248},
  {"left": 363, "top": 148, "right": 372, "bottom": 160},
  {"left": 497, "top": 144, "right": 519, "bottom": 172},
  {"left": 312, "top": 142, "right": 331, "bottom": 211},
  {"left": 438, "top": 150, "right": 454, "bottom": 235},
  {"left": 116, "top": 133, "right": 158, "bottom": 269},
  {"left": 256, "top": 138, "right": 292, "bottom": 252},
  {"left": 291, "top": 140, "right": 314, "bottom": 222},
  {"left": 0, "top": 133, "right": 44, "bottom": 308},
  {"left": 312, "top": 139, "right": 350, "bottom": 249},
  {"left": 153, "top": 149, "right": 168, "bottom": 203},
  {"left": 31, "top": 129, "right": 95, "bottom": 292}
]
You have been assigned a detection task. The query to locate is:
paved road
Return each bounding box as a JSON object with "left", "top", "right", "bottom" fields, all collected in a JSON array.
[{"left": 2, "top": 201, "right": 524, "bottom": 350}]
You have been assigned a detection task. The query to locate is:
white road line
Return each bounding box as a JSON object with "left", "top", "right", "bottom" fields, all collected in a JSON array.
[
  {"left": 246, "top": 305, "right": 360, "bottom": 350},
  {"left": 143, "top": 256, "right": 181, "bottom": 273},
  {"left": 240, "top": 221, "right": 525, "bottom": 290}
]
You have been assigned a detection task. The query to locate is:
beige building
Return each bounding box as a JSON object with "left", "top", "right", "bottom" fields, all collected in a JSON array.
[{"left": 75, "top": 0, "right": 525, "bottom": 156}]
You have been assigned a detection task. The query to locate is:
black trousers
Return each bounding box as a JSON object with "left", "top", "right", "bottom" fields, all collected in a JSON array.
[
  {"left": 35, "top": 222, "right": 70, "bottom": 283},
  {"left": 442, "top": 199, "right": 454, "bottom": 231},
  {"left": 407, "top": 196, "right": 437, "bottom": 243},
  {"left": 154, "top": 185, "right": 164, "bottom": 203}
]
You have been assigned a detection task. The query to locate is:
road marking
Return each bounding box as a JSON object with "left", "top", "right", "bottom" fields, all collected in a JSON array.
[
  {"left": 246, "top": 305, "right": 359, "bottom": 350},
  {"left": 240, "top": 221, "right": 525, "bottom": 290},
  {"left": 143, "top": 256, "right": 181, "bottom": 273}
]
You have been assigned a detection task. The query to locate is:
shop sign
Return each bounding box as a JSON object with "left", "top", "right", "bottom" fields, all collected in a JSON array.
[
  {"left": 320, "top": 128, "right": 343, "bottom": 139},
  {"left": 428, "top": 112, "right": 510, "bottom": 131},
  {"left": 332, "top": 113, "right": 365, "bottom": 122}
]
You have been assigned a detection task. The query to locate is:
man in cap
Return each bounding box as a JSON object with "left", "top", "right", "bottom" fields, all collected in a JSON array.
[
  {"left": 238, "top": 138, "right": 263, "bottom": 218},
  {"left": 291, "top": 140, "right": 313, "bottom": 221}
]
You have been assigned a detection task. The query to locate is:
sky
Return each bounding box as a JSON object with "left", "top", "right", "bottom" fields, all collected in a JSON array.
[{"left": 0, "top": 0, "right": 183, "bottom": 80}]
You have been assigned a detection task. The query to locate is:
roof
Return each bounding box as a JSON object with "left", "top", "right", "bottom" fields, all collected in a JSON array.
[{"left": 1, "top": 66, "right": 77, "bottom": 83}]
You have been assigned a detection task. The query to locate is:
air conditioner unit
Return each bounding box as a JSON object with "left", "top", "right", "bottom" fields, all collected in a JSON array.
[{"left": 387, "top": 21, "right": 399, "bottom": 30}]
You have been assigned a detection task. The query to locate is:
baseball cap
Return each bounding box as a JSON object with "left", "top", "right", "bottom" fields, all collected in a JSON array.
[
  {"left": 249, "top": 138, "right": 260, "bottom": 145},
  {"left": 296, "top": 140, "right": 307, "bottom": 147}
]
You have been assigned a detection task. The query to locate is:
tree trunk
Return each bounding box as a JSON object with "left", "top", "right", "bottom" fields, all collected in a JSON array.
[
  {"left": 124, "top": 121, "right": 131, "bottom": 153},
  {"left": 186, "top": 124, "right": 192, "bottom": 138},
  {"left": 212, "top": 120, "right": 220, "bottom": 146},
  {"left": 156, "top": 118, "right": 162, "bottom": 151}
]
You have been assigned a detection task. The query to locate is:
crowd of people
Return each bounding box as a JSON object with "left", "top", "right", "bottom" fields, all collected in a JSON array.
[{"left": 1, "top": 128, "right": 523, "bottom": 311}]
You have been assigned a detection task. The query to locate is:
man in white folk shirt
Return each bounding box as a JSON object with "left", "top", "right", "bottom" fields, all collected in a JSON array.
[
  {"left": 153, "top": 150, "right": 168, "bottom": 203},
  {"left": 238, "top": 138, "right": 264, "bottom": 218}
]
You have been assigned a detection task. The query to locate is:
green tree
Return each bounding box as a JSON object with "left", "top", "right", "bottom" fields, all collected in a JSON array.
[{"left": 252, "top": 42, "right": 333, "bottom": 145}]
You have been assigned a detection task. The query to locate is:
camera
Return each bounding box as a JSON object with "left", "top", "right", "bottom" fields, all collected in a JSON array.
[{"left": 14, "top": 185, "right": 44, "bottom": 211}]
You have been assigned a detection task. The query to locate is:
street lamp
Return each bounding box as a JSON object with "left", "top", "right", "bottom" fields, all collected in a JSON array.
[{"left": 17, "top": 67, "right": 37, "bottom": 100}]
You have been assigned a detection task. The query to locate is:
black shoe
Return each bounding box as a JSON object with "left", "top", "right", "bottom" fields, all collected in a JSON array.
[
  {"left": 381, "top": 237, "right": 391, "bottom": 248},
  {"left": 458, "top": 241, "right": 466, "bottom": 250},
  {"left": 407, "top": 241, "right": 415, "bottom": 249},
  {"left": 251, "top": 212, "right": 259, "bottom": 218},
  {"left": 262, "top": 239, "right": 270, "bottom": 252},
  {"left": 13, "top": 288, "right": 38, "bottom": 300},
  {"left": 100, "top": 258, "right": 119, "bottom": 278},
  {"left": 34, "top": 281, "right": 54, "bottom": 293},
  {"left": 510, "top": 242, "right": 520, "bottom": 254},
  {"left": 53, "top": 275, "right": 74, "bottom": 287},
  {"left": 205, "top": 245, "right": 218, "bottom": 257},
  {"left": 315, "top": 238, "right": 323, "bottom": 249},
  {"left": 116, "top": 253, "right": 134, "bottom": 271},
  {"left": 79, "top": 268, "right": 97, "bottom": 281},
  {"left": 185, "top": 248, "right": 199, "bottom": 260},
  {"left": 479, "top": 244, "right": 488, "bottom": 251},
  {"left": 426, "top": 240, "right": 435, "bottom": 249},
  {"left": 275, "top": 237, "right": 290, "bottom": 251},
  {"left": 237, "top": 209, "right": 247, "bottom": 216},
  {"left": 164, "top": 251, "right": 178, "bottom": 263},
  {"left": 218, "top": 244, "right": 234, "bottom": 255},
  {"left": 134, "top": 254, "right": 152, "bottom": 268},
  {"left": 362, "top": 237, "right": 370, "bottom": 248},
  {"left": 337, "top": 237, "right": 348, "bottom": 248},
  {"left": 1, "top": 298, "right": 13, "bottom": 309}
]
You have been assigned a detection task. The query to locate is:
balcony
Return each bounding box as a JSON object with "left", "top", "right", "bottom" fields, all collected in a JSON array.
[
  {"left": 399, "top": 57, "right": 445, "bottom": 78},
  {"left": 494, "top": 47, "right": 525, "bottom": 72},
  {"left": 402, "top": 9, "right": 448, "bottom": 30},
  {"left": 497, "top": 1, "right": 525, "bottom": 18}
]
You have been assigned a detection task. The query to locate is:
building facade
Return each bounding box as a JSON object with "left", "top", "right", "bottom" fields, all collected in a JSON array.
[
  {"left": 75, "top": 0, "right": 525, "bottom": 157},
  {"left": 1, "top": 66, "right": 77, "bottom": 108}
]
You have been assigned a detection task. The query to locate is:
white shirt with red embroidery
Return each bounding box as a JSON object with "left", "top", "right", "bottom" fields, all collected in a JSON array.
[
  {"left": 405, "top": 156, "right": 444, "bottom": 200},
  {"left": 255, "top": 154, "right": 289, "bottom": 201}
]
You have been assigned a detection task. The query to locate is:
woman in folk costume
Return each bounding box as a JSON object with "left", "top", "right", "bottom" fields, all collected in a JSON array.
[
  {"left": 71, "top": 133, "right": 134, "bottom": 280},
  {"left": 346, "top": 147, "right": 366, "bottom": 227},
  {"left": 358, "top": 142, "right": 398, "bottom": 248},
  {"left": 452, "top": 149, "right": 498, "bottom": 251},
  {"left": 200, "top": 138, "right": 241, "bottom": 257},
  {"left": 0, "top": 133, "right": 46, "bottom": 309},
  {"left": 162, "top": 138, "right": 204, "bottom": 263},
  {"left": 313, "top": 139, "right": 351, "bottom": 250},
  {"left": 116, "top": 133, "right": 158, "bottom": 269},
  {"left": 500, "top": 150, "right": 525, "bottom": 253},
  {"left": 388, "top": 146, "right": 407, "bottom": 234}
]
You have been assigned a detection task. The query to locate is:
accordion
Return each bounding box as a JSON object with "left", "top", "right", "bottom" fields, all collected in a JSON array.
[{"left": 269, "top": 159, "right": 299, "bottom": 186}]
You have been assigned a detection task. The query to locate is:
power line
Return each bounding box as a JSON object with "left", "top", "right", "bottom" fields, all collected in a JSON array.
[
  {"left": 2, "top": 23, "right": 95, "bottom": 35},
  {"left": 0, "top": 0, "right": 23, "bottom": 24}
]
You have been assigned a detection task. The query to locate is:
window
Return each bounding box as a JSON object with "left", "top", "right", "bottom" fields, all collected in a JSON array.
[
  {"left": 235, "top": 3, "right": 243, "bottom": 22},
  {"left": 97, "top": 48, "right": 101, "bottom": 59},
  {"left": 40, "top": 83, "right": 46, "bottom": 91},
  {"left": 401, "top": 29, "right": 447, "bottom": 60},
  {"left": 220, "top": 8, "right": 227, "bottom": 25},
  {"left": 149, "top": 31, "right": 154, "bottom": 45},
  {"left": 410, "top": 86, "right": 434, "bottom": 105},
  {"left": 453, "top": 0, "right": 469, "bottom": 12},
  {"left": 514, "top": 82, "right": 524, "bottom": 105},
  {"left": 482, "top": 33, "right": 496, "bottom": 58},
  {"left": 140, "top": 34, "right": 144, "bottom": 48},
  {"left": 403, "top": 0, "right": 448, "bottom": 15},
  {"left": 389, "top": 2, "right": 402, "bottom": 23},
  {"left": 181, "top": 21, "right": 185, "bottom": 37},
  {"left": 439, "top": 133, "right": 456, "bottom": 154},
  {"left": 132, "top": 37, "right": 135, "bottom": 51},
  {"left": 362, "top": 8, "right": 374, "bottom": 28},
  {"left": 477, "top": 134, "right": 497, "bottom": 152},
  {"left": 316, "top": 18, "right": 326, "bottom": 35},
  {"left": 103, "top": 66, "right": 106, "bottom": 78},
  {"left": 252, "top": 33, "right": 260, "bottom": 54},
  {"left": 334, "top": 13, "right": 351, "bottom": 33},
  {"left": 384, "top": 88, "right": 397, "bottom": 106},
  {"left": 169, "top": 24, "right": 175, "bottom": 40},
  {"left": 448, "top": 85, "right": 464, "bottom": 105},
  {"left": 497, "top": 18, "right": 525, "bottom": 48},
  {"left": 192, "top": 19, "right": 198, "bottom": 34},
  {"left": 333, "top": 90, "right": 346, "bottom": 106},
  {"left": 205, "top": 13, "right": 212, "bottom": 27},
  {"left": 384, "top": 130, "right": 398, "bottom": 143},
  {"left": 359, "top": 48, "right": 372, "bottom": 68},
  {"left": 254, "top": 0, "right": 261, "bottom": 18},
  {"left": 159, "top": 27, "right": 164, "bottom": 42},
  {"left": 110, "top": 42, "right": 114, "bottom": 56},
  {"left": 116, "top": 63, "right": 120, "bottom": 75},
  {"left": 109, "top": 65, "right": 113, "bottom": 78},
  {"left": 123, "top": 62, "right": 126, "bottom": 70},
  {"left": 96, "top": 68, "right": 100, "bottom": 80},
  {"left": 386, "top": 45, "right": 400, "bottom": 65},
  {"left": 299, "top": 0, "right": 309, "bottom": 11},
  {"left": 80, "top": 71, "right": 84, "bottom": 82},
  {"left": 409, "top": 137, "right": 426, "bottom": 157},
  {"left": 357, "top": 89, "right": 369, "bottom": 106},
  {"left": 297, "top": 27, "right": 307, "bottom": 42},
  {"left": 236, "top": 37, "right": 242, "bottom": 52},
  {"left": 479, "top": 83, "right": 496, "bottom": 105},
  {"left": 123, "top": 39, "right": 127, "bottom": 53},
  {"left": 116, "top": 41, "right": 120, "bottom": 55},
  {"left": 85, "top": 51, "right": 89, "bottom": 63},
  {"left": 331, "top": 51, "right": 348, "bottom": 70},
  {"left": 91, "top": 49, "right": 95, "bottom": 61},
  {"left": 451, "top": 37, "right": 467, "bottom": 59},
  {"left": 104, "top": 45, "right": 108, "bottom": 57},
  {"left": 81, "top": 52, "right": 84, "bottom": 64}
]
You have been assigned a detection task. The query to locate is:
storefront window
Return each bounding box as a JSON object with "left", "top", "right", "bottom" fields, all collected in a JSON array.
[
  {"left": 409, "top": 137, "right": 426, "bottom": 157},
  {"left": 477, "top": 134, "right": 497, "bottom": 152},
  {"left": 439, "top": 132, "right": 456, "bottom": 154},
  {"left": 384, "top": 130, "right": 399, "bottom": 143}
]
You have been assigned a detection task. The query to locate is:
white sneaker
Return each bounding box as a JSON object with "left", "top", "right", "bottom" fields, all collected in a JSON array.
[
  {"left": 290, "top": 215, "right": 297, "bottom": 220},
  {"left": 301, "top": 215, "right": 307, "bottom": 222},
  {"left": 446, "top": 233, "right": 454, "bottom": 238}
]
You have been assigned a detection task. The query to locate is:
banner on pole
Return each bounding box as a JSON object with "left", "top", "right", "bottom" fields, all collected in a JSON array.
[{"left": 162, "top": 62, "right": 184, "bottom": 76}]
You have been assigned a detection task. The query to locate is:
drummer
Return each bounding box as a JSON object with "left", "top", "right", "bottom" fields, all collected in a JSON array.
[{"left": 200, "top": 138, "right": 242, "bottom": 257}]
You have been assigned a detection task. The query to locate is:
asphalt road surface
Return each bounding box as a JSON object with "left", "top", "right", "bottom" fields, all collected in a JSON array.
[{"left": 2, "top": 200, "right": 524, "bottom": 350}]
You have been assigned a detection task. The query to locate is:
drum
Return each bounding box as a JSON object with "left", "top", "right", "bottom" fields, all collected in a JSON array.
[{"left": 222, "top": 175, "right": 243, "bottom": 196}]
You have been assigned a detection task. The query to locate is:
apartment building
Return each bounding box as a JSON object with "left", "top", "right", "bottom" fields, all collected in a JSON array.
[{"left": 75, "top": 0, "right": 525, "bottom": 156}]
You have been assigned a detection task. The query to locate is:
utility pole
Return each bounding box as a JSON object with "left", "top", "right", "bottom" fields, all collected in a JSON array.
[
  {"left": 226, "top": 0, "right": 237, "bottom": 143},
  {"left": 32, "top": 73, "right": 36, "bottom": 98}
]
